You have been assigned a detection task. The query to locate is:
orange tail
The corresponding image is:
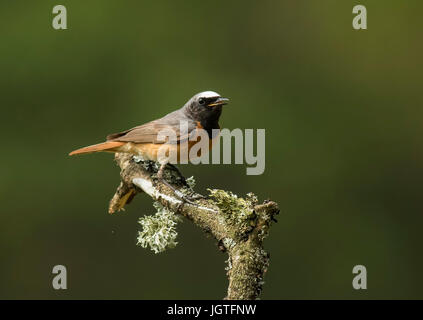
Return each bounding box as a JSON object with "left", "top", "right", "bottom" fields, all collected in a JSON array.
[{"left": 69, "top": 141, "right": 125, "bottom": 156}]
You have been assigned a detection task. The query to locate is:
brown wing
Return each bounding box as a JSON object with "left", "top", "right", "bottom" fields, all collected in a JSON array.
[{"left": 106, "top": 110, "right": 197, "bottom": 144}]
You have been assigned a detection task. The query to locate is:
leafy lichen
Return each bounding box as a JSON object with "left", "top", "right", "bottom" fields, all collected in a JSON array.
[
  {"left": 132, "top": 156, "right": 159, "bottom": 171},
  {"left": 222, "top": 237, "right": 237, "bottom": 250},
  {"left": 179, "top": 176, "right": 198, "bottom": 197},
  {"left": 136, "top": 202, "right": 181, "bottom": 254},
  {"left": 207, "top": 189, "right": 259, "bottom": 241},
  {"left": 185, "top": 176, "right": 196, "bottom": 189},
  {"left": 225, "top": 256, "right": 233, "bottom": 272},
  {"left": 207, "top": 189, "right": 255, "bottom": 221}
]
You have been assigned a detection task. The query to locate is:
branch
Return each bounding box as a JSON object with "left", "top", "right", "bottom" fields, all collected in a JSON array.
[{"left": 108, "top": 153, "right": 279, "bottom": 300}]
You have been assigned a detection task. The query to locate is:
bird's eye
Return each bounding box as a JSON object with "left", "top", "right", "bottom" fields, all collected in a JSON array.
[{"left": 198, "top": 98, "right": 205, "bottom": 105}]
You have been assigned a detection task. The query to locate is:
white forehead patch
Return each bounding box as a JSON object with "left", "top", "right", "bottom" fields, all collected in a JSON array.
[{"left": 198, "top": 91, "right": 221, "bottom": 98}]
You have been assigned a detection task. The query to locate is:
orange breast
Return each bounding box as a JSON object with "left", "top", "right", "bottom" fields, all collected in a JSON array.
[{"left": 127, "top": 123, "right": 220, "bottom": 163}]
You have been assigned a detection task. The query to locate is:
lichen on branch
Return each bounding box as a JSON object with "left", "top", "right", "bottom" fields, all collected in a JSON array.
[
  {"left": 136, "top": 201, "right": 182, "bottom": 254},
  {"left": 109, "top": 153, "right": 279, "bottom": 300}
]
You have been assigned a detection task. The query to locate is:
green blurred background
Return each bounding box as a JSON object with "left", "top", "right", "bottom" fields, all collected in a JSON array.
[{"left": 1, "top": 0, "right": 422, "bottom": 299}]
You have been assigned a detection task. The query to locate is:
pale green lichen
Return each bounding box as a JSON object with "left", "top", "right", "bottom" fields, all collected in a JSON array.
[
  {"left": 185, "top": 176, "right": 196, "bottom": 189},
  {"left": 226, "top": 247, "right": 269, "bottom": 299},
  {"left": 136, "top": 202, "right": 181, "bottom": 254},
  {"left": 179, "top": 176, "right": 197, "bottom": 197},
  {"left": 133, "top": 156, "right": 159, "bottom": 171},
  {"left": 245, "top": 192, "right": 258, "bottom": 206},
  {"left": 207, "top": 189, "right": 256, "bottom": 222},
  {"left": 207, "top": 189, "right": 259, "bottom": 240},
  {"left": 222, "top": 237, "right": 237, "bottom": 250},
  {"left": 225, "top": 256, "right": 233, "bottom": 272}
]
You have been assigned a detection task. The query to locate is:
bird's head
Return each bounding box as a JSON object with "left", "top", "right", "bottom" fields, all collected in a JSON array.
[{"left": 183, "top": 91, "right": 229, "bottom": 123}]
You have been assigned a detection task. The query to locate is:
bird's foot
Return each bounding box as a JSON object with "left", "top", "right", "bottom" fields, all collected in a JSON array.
[
  {"left": 166, "top": 163, "right": 188, "bottom": 185},
  {"left": 154, "top": 177, "right": 200, "bottom": 205},
  {"left": 154, "top": 162, "right": 202, "bottom": 205}
]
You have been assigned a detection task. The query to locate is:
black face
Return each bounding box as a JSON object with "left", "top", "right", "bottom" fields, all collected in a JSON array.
[{"left": 186, "top": 94, "right": 229, "bottom": 123}]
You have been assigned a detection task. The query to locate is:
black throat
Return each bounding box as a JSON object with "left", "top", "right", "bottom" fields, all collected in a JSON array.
[
  {"left": 200, "top": 107, "right": 222, "bottom": 138},
  {"left": 200, "top": 117, "right": 220, "bottom": 139},
  {"left": 183, "top": 104, "right": 222, "bottom": 138}
]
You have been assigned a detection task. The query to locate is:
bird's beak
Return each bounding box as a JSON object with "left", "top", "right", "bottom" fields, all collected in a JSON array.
[{"left": 208, "top": 97, "right": 229, "bottom": 107}]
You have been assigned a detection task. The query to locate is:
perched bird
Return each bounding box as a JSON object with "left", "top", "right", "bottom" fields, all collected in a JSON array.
[{"left": 69, "top": 91, "right": 229, "bottom": 197}]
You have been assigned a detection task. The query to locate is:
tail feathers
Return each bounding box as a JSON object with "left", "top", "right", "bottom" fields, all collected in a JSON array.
[{"left": 69, "top": 141, "right": 125, "bottom": 156}]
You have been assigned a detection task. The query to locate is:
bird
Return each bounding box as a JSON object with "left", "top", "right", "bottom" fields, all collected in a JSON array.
[{"left": 69, "top": 91, "right": 229, "bottom": 199}]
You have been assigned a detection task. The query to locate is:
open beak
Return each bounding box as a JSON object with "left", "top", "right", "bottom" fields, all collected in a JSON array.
[{"left": 208, "top": 97, "right": 229, "bottom": 107}]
